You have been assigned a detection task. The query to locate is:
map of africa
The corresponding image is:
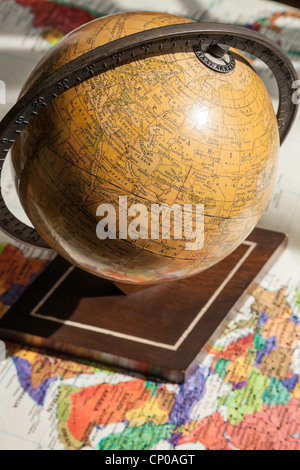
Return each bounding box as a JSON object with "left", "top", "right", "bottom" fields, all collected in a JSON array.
[{"left": 0, "top": 0, "right": 300, "bottom": 451}]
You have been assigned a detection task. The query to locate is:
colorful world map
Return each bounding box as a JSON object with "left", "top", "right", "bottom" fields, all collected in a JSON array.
[
  {"left": 14, "top": 0, "right": 103, "bottom": 45},
  {"left": 0, "top": 0, "right": 300, "bottom": 451},
  {"left": 0, "top": 241, "right": 300, "bottom": 450}
]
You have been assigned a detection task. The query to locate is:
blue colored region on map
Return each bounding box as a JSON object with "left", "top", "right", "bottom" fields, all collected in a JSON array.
[{"left": 13, "top": 356, "right": 56, "bottom": 407}]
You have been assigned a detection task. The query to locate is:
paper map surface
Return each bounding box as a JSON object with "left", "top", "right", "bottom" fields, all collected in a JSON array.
[{"left": 0, "top": 0, "right": 300, "bottom": 450}]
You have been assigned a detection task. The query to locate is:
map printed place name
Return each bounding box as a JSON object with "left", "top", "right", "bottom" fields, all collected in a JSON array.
[
  {"left": 1, "top": 0, "right": 300, "bottom": 452},
  {"left": 96, "top": 196, "right": 205, "bottom": 251},
  {"left": 105, "top": 454, "right": 195, "bottom": 466}
]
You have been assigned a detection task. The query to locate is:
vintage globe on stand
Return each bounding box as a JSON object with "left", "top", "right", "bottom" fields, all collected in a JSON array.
[{"left": 11, "top": 11, "right": 279, "bottom": 284}]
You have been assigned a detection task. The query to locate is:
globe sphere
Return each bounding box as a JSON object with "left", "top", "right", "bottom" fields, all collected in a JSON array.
[{"left": 11, "top": 11, "right": 279, "bottom": 284}]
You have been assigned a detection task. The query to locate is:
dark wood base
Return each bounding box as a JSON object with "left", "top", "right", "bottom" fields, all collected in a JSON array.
[{"left": 0, "top": 228, "right": 286, "bottom": 382}]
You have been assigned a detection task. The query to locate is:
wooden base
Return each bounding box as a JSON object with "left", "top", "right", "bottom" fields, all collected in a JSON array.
[{"left": 0, "top": 228, "right": 286, "bottom": 382}]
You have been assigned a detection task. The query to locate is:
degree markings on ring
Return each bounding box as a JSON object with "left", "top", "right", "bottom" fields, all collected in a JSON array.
[{"left": 0, "top": 23, "right": 298, "bottom": 247}]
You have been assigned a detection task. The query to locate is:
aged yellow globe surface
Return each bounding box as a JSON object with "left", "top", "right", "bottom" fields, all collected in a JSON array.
[{"left": 12, "top": 11, "right": 279, "bottom": 284}]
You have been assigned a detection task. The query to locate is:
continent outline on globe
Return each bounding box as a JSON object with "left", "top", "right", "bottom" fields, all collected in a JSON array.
[{"left": 0, "top": 11, "right": 298, "bottom": 283}]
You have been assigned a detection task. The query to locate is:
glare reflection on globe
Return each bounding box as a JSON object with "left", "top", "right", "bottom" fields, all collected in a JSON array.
[{"left": 11, "top": 11, "right": 279, "bottom": 284}]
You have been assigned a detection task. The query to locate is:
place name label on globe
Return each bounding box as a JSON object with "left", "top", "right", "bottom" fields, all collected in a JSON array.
[{"left": 96, "top": 196, "right": 204, "bottom": 251}]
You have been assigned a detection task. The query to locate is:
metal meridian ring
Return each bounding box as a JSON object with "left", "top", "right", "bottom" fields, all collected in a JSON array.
[
  {"left": 193, "top": 45, "right": 236, "bottom": 73},
  {"left": 0, "top": 22, "right": 298, "bottom": 248}
]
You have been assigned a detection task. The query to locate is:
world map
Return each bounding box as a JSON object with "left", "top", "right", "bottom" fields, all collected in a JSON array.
[
  {"left": 14, "top": 0, "right": 103, "bottom": 45},
  {"left": 1, "top": 239, "right": 300, "bottom": 450},
  {"left": 0, "top": 0, "right": 300, "bottom": 451}
]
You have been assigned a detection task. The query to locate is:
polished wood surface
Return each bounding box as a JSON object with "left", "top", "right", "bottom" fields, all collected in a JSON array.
[{"left": 0, "top": 228, "right": 286, "bottom": 382}]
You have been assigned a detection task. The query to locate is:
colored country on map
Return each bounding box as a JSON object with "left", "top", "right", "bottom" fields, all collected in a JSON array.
[
  {"left": 209, "top": 333, "right": 254, "bottom": 360},
  {"left": 219, "top": 369, "right": 270, "bottom": 425},
  {"left": 15, "top": 0, "right": 99, "bottom": 33},
  {"left": 262, "top": 377, "right": 290, "bottom": 407},
  {"left": 209, "top": 284, "right": 299, "bottom": 387},
  {"left": 178, "top": 398, "right": 300, "bottom": 450},
  {"left": 262, "top": 316, "right": 299, "bottom": 349},
  {"left": 10, "top": 345, "right": 96, "bottom": 406},
  {"left": 99, "top": 422, "right": 176, "bottom": 450},
  {"left": 0, "top": 244, "right": 47, "bottom": 317},
  {"left": 244, "top": 10, "right": 300, "bottom": 34},
  {"left": 126, "top": 386, "right": 175, "bottom": 427},
  {"left": 255, "top": 336, "right": 277, "bottom": 366},
  {"left": 250, "top": 285, "right": 293, "bottom": 320},
  {"left": 243, "top": 11, "right": 300, "bottom": 57},
  {"left": 258, "top": 346, "right": 294, "bottom": 380},
  {"left": 168, "top": 367, "right": 206, "bottom": 426},
  {"left": 57, "top": 379, "right": 157, "bottom": 449},
  {"left": 13, "top": 355, "right": 56, "bottom": 407},
  {"left": 14, "top": 0, "right": 104, "bottom": 46},
  {"left": 223, "top": 356, "right": 253, "bottom": 385}
]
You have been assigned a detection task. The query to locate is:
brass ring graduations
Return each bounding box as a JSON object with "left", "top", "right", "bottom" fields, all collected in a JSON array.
[
  {"left": 0, "top": 22, "right": 298, "bottom": 248},
  {"left": 193, "top": 44, "right": 236, "bottom": 73}
]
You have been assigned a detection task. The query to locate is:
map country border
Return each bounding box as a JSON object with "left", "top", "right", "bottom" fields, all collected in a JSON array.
[
  {"left": 0, "top": 229, "right": 287, "bottom": 383},
  {"left": 0, "top": 0, "right": 300, "bottom": 451}
]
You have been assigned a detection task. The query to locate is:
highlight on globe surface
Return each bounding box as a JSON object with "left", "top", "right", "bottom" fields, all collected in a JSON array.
[{"left": 0, "top": 11, "right": 298, "bottom": 284}]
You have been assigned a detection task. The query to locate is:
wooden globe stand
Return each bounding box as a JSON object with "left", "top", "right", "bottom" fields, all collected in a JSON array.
[
  {"left": 0, "top": 228, "right": 286, "bottom": 382},
  {"left": 0, "top": 20, "right": 296, "bottom": 382}
]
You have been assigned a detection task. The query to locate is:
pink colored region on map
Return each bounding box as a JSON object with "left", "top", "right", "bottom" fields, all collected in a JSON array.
[
  {"left": 15, "top": 0, "right": 97, "bottom": 33},
  {"left": 178, "top": 400, "right": 300, "bottom": 450}
]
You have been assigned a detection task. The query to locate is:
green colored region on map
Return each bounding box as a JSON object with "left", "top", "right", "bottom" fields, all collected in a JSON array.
[
  {"left": 99, "top": 422, "right": 176, "bottom": 450},
  {"left": 57, "top": 385, "right": 79, "bottom": 421},
  {"left": 262, "top": 378, "right": 290, "bottom": 408},
  {"left": 1, "top": 0, "right": 300, "bottom": 451},
  {"left": 245, "top": 345, "right": 257, "bottom": 365},
  {"left": 215, "top": 359, "right": 230, "bottom": 378},
  {"left": 144, "top": 381, "right": 158, "bottom": 397},
  {"left": 0, "top": 244, "right": 7, "bottom": 256},
  {"left": 254, "top": 329, "right": 266, "bottom": 350},
  {"left": 219, "top": 369, "right": 270, "bottom": 425},
  {"left": 295, "top": 288, "right": 300, "bottom": 309}
]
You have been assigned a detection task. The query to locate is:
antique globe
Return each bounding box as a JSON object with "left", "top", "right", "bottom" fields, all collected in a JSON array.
[{"left": 10, "top": 11, "right": 280, "bottom": 284}]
